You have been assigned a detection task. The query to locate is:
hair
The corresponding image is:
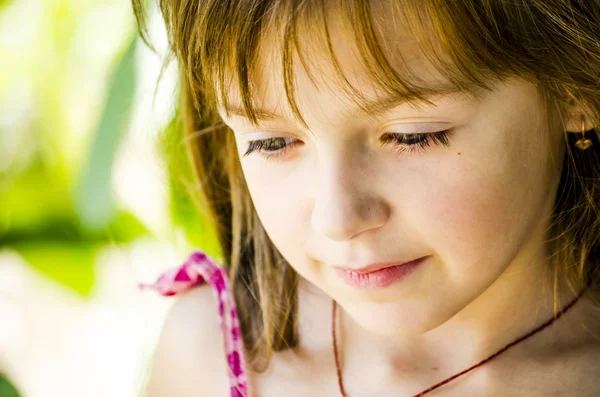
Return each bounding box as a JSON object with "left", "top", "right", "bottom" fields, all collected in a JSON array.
[{"left": 132, "top": 0, "right": 600, "bottom": 372}]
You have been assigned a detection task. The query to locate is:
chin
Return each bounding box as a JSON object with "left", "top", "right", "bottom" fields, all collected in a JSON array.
[
  {"left": 342, "top": 300, "right": 445, "bottom": 337},
  {"left": 344, "top": 303, "right": 426, "bottom": 336}
]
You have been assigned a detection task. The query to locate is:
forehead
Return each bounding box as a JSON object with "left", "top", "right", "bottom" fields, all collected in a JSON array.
[{"left": 215, "top": 1, "right": 488, "bottom": 126}]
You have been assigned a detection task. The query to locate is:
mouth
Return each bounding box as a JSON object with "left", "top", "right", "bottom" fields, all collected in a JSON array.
[
  {"left": 334, "top": 256, "right": 427, "bottom": 274},
  {"left": 333, "top": 256, "right": 427, "bottom": 289}
]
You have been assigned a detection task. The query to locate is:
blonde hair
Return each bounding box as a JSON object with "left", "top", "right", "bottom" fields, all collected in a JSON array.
[{"left": 133, "top": 0, "right": 600, "bottom": 371}]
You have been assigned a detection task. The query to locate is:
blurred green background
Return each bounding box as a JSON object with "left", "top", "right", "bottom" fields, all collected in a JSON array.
[{"left": 0, "top": 0, "right": 220, "bottom": 396}]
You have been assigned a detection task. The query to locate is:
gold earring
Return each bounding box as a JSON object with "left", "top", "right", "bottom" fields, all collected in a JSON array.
[{"left": 575, "top": 114, "right": 592, "bottom": 150}]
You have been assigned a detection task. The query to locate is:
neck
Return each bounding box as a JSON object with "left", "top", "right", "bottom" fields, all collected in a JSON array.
[
  {"left": 337, "top": 250, "right": 595, "bottom": 381},
  {"left": 296, "top": 241, "right": 597, "bottom": 389}
]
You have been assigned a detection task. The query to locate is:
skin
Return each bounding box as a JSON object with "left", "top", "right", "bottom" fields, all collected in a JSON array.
[{"left": 212, "top": 9, "right": 600, "bottom": 396}]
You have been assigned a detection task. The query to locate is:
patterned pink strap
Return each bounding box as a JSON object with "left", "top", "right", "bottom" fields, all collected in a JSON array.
[{"left": 139, "top": 250, "right": 249, "bottom": 397}]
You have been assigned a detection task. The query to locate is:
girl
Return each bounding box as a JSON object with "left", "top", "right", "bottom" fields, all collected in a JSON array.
[{"left": 135, "top": 0, "right": 600, "bottom": 396}]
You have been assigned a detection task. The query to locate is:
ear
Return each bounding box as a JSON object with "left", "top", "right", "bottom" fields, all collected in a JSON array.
[{"left": 563, "top": 100, "right": 597, "bottom": 134}]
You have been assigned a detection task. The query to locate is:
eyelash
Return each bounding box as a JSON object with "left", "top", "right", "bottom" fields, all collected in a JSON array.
[{"left": 242, "top": 130, "right": 453, "bottom": 160}]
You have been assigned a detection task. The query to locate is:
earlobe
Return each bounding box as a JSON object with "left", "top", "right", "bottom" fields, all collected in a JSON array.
[
  {"left": 564, "top": 112, "right": 595, "bottom": 150},
  {"left": 561, "top": 95, "right": 597, "bottom": 149},
  {"left": 564, "top": 112, "right": 595, "bottom": 134},
  {"left": 563, "top": 97, "right": 596, "bottom": 134}
]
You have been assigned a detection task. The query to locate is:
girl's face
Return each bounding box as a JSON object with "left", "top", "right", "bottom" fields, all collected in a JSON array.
[{"left": 218, "top": 18, "right": 568, "bottom": 337}]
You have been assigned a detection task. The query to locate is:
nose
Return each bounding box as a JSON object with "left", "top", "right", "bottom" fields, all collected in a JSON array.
[{"left": 310, "top": 150, "right": 389, "bottom": 241}]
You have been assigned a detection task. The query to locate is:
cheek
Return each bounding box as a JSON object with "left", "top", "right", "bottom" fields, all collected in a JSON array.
[
  {"left": 242, "top": 163, "right": 313, "bottom": 261},
  {"left": 414, "top": 143, "right": 554, "bottom": 282},
  {"left": 423, "top": 174, "right": 518, "bottom": 257}
]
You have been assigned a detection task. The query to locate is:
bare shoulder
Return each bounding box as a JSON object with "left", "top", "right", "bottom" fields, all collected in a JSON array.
[
  {"left": 143, "top": 285, "right": 230, "bottom": 397},
  {"left": 564, "top": 318, "right": 600, "bottom": 396},
  {"left": 544, "top": 336, "right": 600, "bottom": 397},
  {"left": 541, "top": 291, "right": 600, "bottom": 396}
]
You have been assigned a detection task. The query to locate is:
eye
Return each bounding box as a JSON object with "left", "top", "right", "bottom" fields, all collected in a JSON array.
[
  {"left": 380, "top": 129, "right": 453, "bottom": 155},
  {"left": 242, "top": 129, "right": 454, "bottom": 160},
  {"left": 243, "top": 137, "right": 301, "bottom": 160}
]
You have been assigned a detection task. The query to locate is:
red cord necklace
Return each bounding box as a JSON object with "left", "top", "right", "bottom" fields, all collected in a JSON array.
[{"left": 331, "top": 286, "right": 588, "bottom": 397}]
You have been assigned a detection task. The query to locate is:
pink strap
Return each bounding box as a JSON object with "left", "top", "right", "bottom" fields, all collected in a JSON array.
[{"left": 139, "top": 250, "right": 249, "bottom": 397}]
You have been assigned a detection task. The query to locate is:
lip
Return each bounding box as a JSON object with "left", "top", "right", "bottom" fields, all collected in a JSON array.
[
  {"left": 333, "top": 256, "right": 427, "bottom": 289},
  {"left": 334, "top": 257, "right": 426, "bottom": 274}
]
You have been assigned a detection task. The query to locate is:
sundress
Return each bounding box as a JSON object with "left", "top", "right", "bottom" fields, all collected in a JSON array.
[{"left": 138, "top": 250, "right": 249, "bottom": 397}]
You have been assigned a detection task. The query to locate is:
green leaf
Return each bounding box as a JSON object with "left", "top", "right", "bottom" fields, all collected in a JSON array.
[
  {"left": 2, "top": 209, "right": 148, "bottom": 295},
  {"left": 0, "top": 160, "right": 74, "bottom": 236},
  {"left": 0, "top": 0, "right": 12, "bottom": 10},
  {"left": 75, "top": 35, "right": 138, "bottom": 232},
  {"left": 1, "top": 209, "right": 148, "bottom": 246},
  {"left": 102, "top": 210, "right": 150, "bottom": 242},
  {"left": 0, "top": 373, "right": 22, "bottom": 397},
  {"left": 13, "top": 242, "right": 98, "bottom": 297}
]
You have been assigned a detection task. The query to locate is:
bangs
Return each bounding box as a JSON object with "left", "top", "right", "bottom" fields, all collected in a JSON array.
[{"left": 176, "top": 0, "right": 555, "bottom": 127}]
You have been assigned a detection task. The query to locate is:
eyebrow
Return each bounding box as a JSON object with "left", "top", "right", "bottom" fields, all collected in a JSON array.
[{"left": 221, "top": 84, "right": 481, "bottom": 121}]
